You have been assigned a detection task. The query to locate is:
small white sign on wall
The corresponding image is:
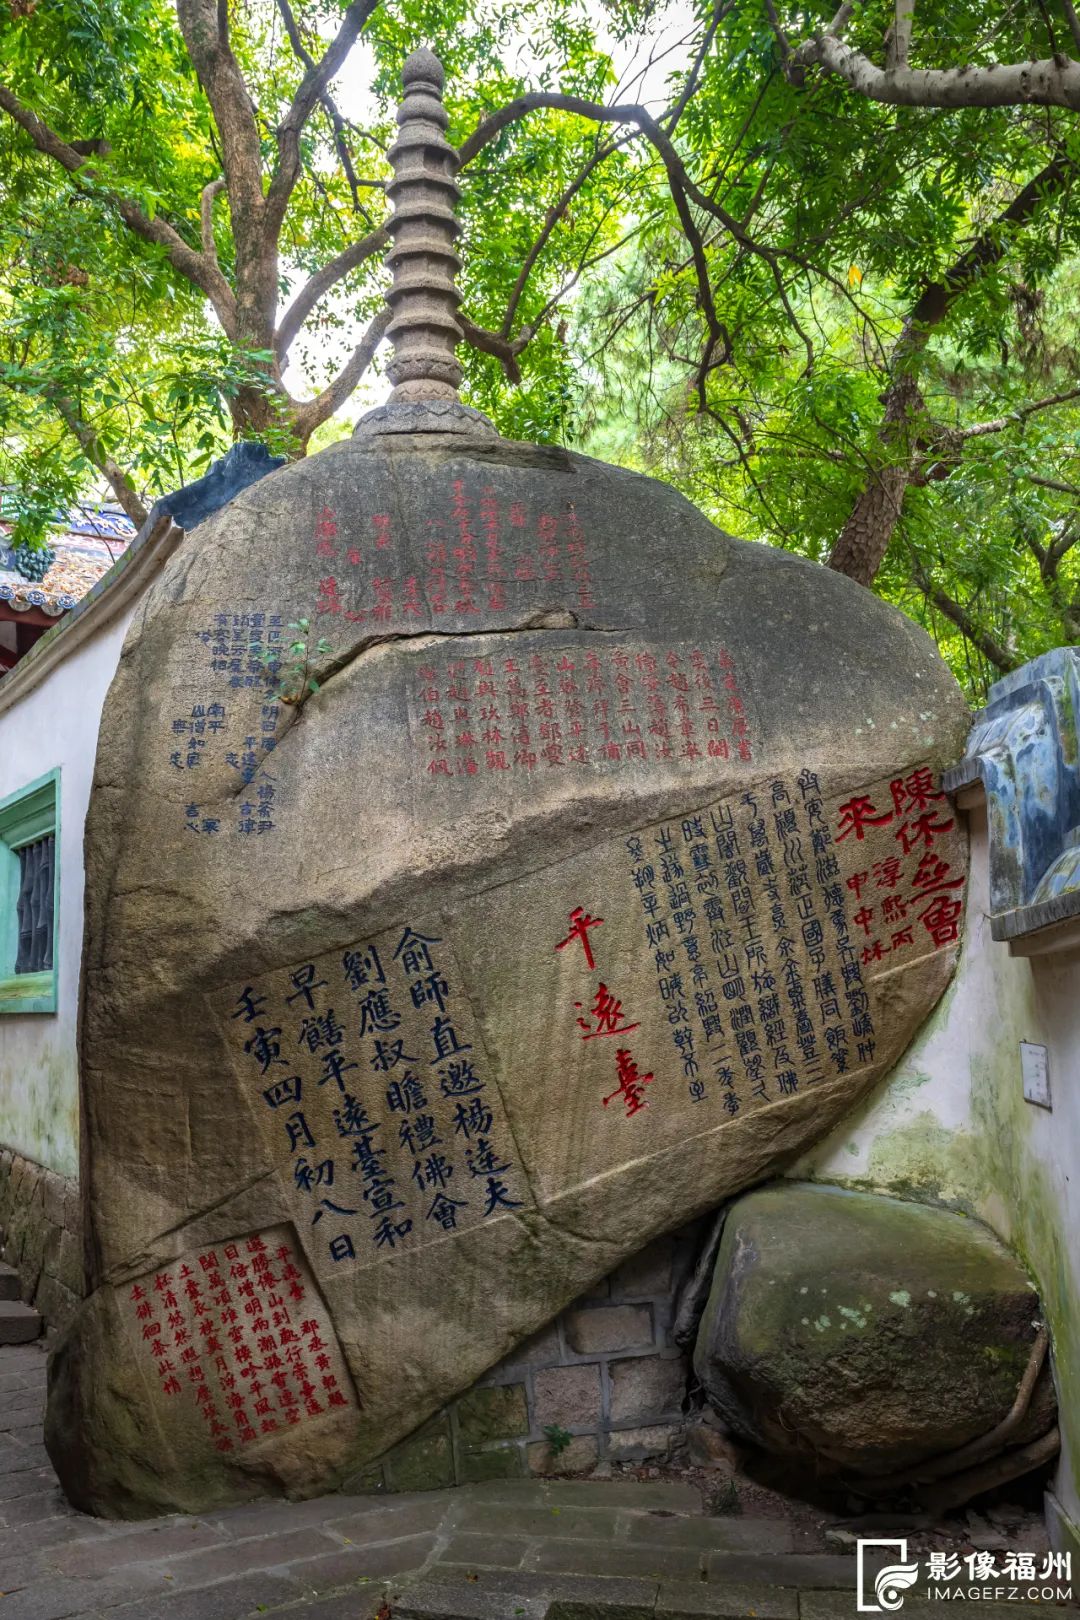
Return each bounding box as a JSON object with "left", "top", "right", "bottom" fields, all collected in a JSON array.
[{"left": 1020, "top": 1041, "right": 1052, "bottom": 1110}]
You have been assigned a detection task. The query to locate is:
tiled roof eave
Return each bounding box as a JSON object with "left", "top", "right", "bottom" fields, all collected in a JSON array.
[
  {"left": 0, "top": 581, "right": 79, "bottom": 614},
  {"left": 0, "top": 513, "right": 184, "bottom": 716}
]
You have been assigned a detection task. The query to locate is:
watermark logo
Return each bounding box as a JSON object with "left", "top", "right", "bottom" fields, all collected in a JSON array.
[
  {"left": 857, "top": 1539, "right": 921, "bottom": 1612},
  {"left": 856, "top": 1540, "right": 1073, "bottom": 1609}
]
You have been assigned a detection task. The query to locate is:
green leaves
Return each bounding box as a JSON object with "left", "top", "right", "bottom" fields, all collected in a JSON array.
[
  {"left": 565, "top": 0, "right": 1080, "bottom": 698},
  {"left": 1, "top": 0, "right": 1077, "bottom": 697}
]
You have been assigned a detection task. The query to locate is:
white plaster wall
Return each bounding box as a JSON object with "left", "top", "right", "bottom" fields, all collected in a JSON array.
[
  {"left": 794, "top": 803, "right": 1080, "bottom": 1532},
  {"left": 0, "top": 611, "right": 133, "bottom": 1178}
]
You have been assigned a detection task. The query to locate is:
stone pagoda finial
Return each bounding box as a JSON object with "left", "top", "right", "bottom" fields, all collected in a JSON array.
[
  {"left": 355, "top": 46, "right": 496, "bottom": 437},
  {"left": 383, "top": 48, "right": 464, "bottom": 403}
]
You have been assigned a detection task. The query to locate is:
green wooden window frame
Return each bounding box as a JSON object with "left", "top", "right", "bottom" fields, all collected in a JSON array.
[{"left": 0, "top": 769, "right": 60, "bottom": 1015}]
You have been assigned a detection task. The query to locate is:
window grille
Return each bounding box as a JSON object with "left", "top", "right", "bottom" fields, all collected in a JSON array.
[{"left": 15, "top": 833, "right": 54, "bottom": 974}]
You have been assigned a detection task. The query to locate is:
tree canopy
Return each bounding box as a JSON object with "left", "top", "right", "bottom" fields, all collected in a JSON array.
[{"left": 3, "top": 0, "right": 1080, "bottom": 698}]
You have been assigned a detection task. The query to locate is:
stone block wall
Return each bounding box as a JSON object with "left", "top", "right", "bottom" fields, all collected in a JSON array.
[
  {"left": 0, "top": 1148, "right": 82, "bottom": 1331},
  {"left": 356, "top": 1224, "right": 703, "bottom": 1493}
]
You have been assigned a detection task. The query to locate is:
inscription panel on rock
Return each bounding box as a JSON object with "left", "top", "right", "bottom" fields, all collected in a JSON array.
[
  {"left": 210, "top": 764, "right": 964, "bottom": 1253},
  {"left": 453, "top": 761, "right": 965, "bottom": 1204},
  {"left": 213, "top": 926, "right": 528, "bottom": 1274},
  {"left": 408, "top": 641, "right": 752, "bottom": 781},
  {"left": 122, "top": 1222, "right": 356, "bottom": 1456}
]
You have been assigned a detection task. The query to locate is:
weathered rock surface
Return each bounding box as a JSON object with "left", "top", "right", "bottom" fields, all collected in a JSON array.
[
  {"left": 693, "top": 1182, "right": 1054, "bottom": 1482},
  {"left": 49, "top": 419, "right": 970, "bottom": 1515}
]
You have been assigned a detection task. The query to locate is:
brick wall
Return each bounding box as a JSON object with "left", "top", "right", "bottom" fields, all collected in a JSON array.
[
  {"left": 0, "top": 1148, "right": 82, "bottom": 1331},
  {"left": 355, "top": 1223, "right": 704, "bottom": 1493}
]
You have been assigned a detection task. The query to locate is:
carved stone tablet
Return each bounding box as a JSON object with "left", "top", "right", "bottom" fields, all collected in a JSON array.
[{"left": 48, "top": 434, "right": 970, "bottom": 1514}]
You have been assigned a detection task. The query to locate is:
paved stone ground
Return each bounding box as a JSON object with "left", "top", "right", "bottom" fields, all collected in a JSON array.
[{"left": 2, "top": 1343, "right": 1077, "bottom": 1620}]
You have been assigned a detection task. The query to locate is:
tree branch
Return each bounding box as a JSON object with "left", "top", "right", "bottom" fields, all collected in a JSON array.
[
  {"left": 1049, "top": 521, "right": 1080, "bottom": 570},
  {"left": 272, "top": 0, "right": 373, "bottom": 223},
  {"left": 52, "top": 397, "right": 149, "bottom": 527},
  {"left": 763, "top": 0, "right": 790, "bottom": 62},
  {"left": 500, "top": 132, "right": 633, "bottom": 339},
  {"left": 912, "top": 566, "right": 1018, "bottom": 672},
  {"left": 664, "top": 0, "right": 732, "bottom": 130},
  {"left": 887, "top": 0, "right": 916, "bottom": 70},
  {"left": 670, "top": 176, "right": 731, "bottom": 387},
  {"left": 917, "top": 158, "right": 1069, "bottom": 326},
  {"left": 266, "top": 0, "right": 380, "bottom": 233},
  {"left": 794, "top": 34, "right": 1080, "bottom": 111},
  {"left": 290, "top": 306, "right": 389, "bottom": 441},
  {"left": 200, "top": 176, "right": 226, "bottom": 257},
  {"left": 0, "top": 83, "right": 237, "bottom": 332},
  {"left": 828, "top": 156, "right": 1072, "bottom": 584},
  {"left": 275, "top": 224, "right": 389, "bottom": 361},
  {"left": 457, "top": 85, "right": 842, "bottom": 310},
  {"left": 1026, "top": 517, "right": 1080, "bottom": 592},
  {"left": 484, "top": 22, "right": 747, "bottom": 355},
  {"left": 917, "top": 384, "right": 1080, "bottom": 480},
  {"left": 953, "top": 384, "right": 1080, "bottom": 440},
  {"left": 1065, "top": 0, "right": 1080, "bottom": 54},
  {"left": 175, "top": 0, "right": 264, "bottom": 222},
  {"left": 458, "top": 91, "right": 773, "bottom": 375},
  {"left": 1027, "top": 472, "right": 1080, "bottom": 497},
  {"left": 458, "top": 315, "right": 523, "bottom": 384},
  {"left": 461, "top": 91, "right": 651, "bottom": 169}
]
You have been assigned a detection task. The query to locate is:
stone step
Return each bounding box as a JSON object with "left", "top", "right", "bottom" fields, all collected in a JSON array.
[
  {"left": 383, "top": 1572, "right": 807, "bottom": 1619},
  {"left": 376, "top": 1574, "right": 1080, "bottom": 1620},
  {"left": 0, "top": 1263, "right": 21, "bottom": 1301},
  {"left": 0, "top": 1301, "right": 40, "bottom": 1345}
]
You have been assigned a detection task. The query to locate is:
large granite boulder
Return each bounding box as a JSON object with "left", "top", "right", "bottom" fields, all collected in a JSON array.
[
  {"left": 49, "top": 412, "right": 970, "bottom": 1515},
  {"left": 694, "top": 1183, "right": 1054, "bottom": 1484}
]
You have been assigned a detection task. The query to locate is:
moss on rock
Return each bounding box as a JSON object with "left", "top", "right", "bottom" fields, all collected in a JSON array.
[{"left": 693, "top": 1181, "right": 1054, "bottom": 1482}]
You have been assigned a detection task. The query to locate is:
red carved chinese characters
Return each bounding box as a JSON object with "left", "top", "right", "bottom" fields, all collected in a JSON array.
[
  {"left": 718, "top": 649, "right": 752, "bottom": 763},
  {"left": 553, "top": 907, "right": 652, "bottom": 1118},
  {"left": 575, "top": 983, "right": 640, "bottom": 1041},
  {"left": 451, "top": 481, "right": 479, "bottom": 613},
  {"left": 603, "top": 1049, "right": 655, "bottom": 1115},
  {"left": 836, "top": 795, "right": 894, "bottom": 842},
  {"left": 415, "top": 646, "right": 750, "bottom": 779},
  {"left": 128, "top": 1230, "right": 352, "bottom": 1451},
  {"left": 310, "top": 484, "right": 599, "bottom": 627},
  {"left": 555, "top": 905, "right": 604, "bottom": 970},
  {"left": 564, "top": 505, "right": 595, "bottom": 612},
  {"left": 314, "top": 507, "right": 338, "bottom": 561},
  {"left": 478, "top": 486, "right": 507, "bottom": 612},
  {"left": 833, "top": 765, "right": 964, "bottom": 964}
]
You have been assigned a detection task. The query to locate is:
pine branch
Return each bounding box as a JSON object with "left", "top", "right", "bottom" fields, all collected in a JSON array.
[{"left": 912, "top": 565, "right": 1017, "bottom": 671}]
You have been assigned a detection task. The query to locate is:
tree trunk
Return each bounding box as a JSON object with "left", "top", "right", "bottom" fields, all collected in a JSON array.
[
  {"left": 227, "top": 299, "right": 299, "bottom": 450},
  {"left": 827, "top": 157, "right": 1070, "bottom": 587},
  {"left": 229, "top": 382, "right": 285, "bottom": 442},
  {"left": 828, "top": 370, "right": 921, "bottom": 585}
]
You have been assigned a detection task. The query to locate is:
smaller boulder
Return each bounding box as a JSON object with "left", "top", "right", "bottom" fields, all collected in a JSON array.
[{"left": 693, "top": 1183, "right": 1054, "bottom": 1485}]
